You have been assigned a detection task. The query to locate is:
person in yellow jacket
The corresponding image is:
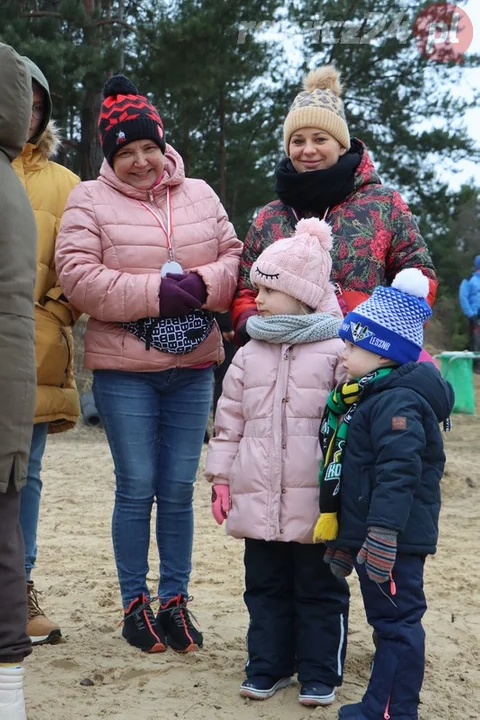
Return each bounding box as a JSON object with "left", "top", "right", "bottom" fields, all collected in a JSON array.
[{"left": 12, "top": 56, "right": 80, "bottom": 646}]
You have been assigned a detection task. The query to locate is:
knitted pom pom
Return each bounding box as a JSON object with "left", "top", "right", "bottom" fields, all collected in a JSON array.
[
  {"left": 103, "top": 74, "right": 138, "bottom": 99},
  {"left": 303, "top": 65, "right": 342, "bottom": 96},
  {"left": 391, "top": 268, "right": 429, "bottom": 299},
  {"left": 296, "top": 217, "right": 333, "bottom": 251}
]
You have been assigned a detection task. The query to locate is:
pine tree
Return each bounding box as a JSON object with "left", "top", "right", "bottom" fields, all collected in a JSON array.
[
  {"left": 0, "top": 0, "right": 141, "bottom": 177},
  {"left": 287, "top": 0, "right": 479, "bottom": 202},
  {"left": 131, "top": 0, "right": 285, "bottom": 236}
]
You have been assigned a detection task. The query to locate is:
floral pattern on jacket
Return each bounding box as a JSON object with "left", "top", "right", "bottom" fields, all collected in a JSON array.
[{"left": 232, "top": 141, "right": 437, "bottom": 329}]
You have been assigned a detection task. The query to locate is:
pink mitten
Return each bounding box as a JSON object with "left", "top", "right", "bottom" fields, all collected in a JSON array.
[{"left": 211, "top": 484, "right": 230, "bottom": 525}]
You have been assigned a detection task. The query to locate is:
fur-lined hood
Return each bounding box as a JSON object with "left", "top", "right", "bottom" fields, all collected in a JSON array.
[
  {"left": 17, "top": 120, "right": 61, "bottom": 168},
  {"left": 34, "top": 120, "right": 61, "bottom": 159}
]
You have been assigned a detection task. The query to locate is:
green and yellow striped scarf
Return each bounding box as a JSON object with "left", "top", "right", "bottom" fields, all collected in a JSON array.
[{"left": 313, "top": 368, "right": 393, "bottom": 543}]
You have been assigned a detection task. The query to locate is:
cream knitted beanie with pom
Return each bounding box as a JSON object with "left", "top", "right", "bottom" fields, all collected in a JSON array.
[
  {"left": 283, "top": 65, "right": 350, "bottom": 153},
  {"left": 250, "top": 217, "right": 334, "bottom": 311}
]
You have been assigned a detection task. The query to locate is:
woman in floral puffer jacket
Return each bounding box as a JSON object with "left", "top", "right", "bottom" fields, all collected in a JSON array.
[{"left": 232, "top": 65, "right": 437, "bottom": 342}]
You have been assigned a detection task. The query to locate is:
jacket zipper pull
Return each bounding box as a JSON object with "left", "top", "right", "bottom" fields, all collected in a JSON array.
[
  {"left": 389, "top": 572, "right": 396, "bottom": 596},
  {"left": 384, "top": 696, "right": 391, "bottom": 719},
  {"left": 148, "top": 190, "right": 154, "bottom": 204}
]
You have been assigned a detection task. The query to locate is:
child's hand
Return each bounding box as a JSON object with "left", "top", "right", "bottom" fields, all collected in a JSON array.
[
  {"left": 357, "top": 527, "right": 398, "bottom": 584},
  {"left": 211, "top": 484, "right": 231, "bottom": 525},
  {"left": 324, "top": 547, "right": 353, "bottom": 578}
]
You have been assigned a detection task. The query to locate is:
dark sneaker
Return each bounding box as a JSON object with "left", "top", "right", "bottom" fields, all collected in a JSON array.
[
  {"left": 157, "top": 594, "right": 203, "bottom": 653},
  {"left": 240, "top": 676, "right": 291, "bottom": 700},
  {"left": 299, "top": 682, "right": 335, "bottom": 706},
  {"left": 122, "top": 594, "right": 166, "bottom": 653}
]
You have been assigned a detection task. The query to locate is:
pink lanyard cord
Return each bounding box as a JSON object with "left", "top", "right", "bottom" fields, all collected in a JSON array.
[
  {"left": 139, "top": 186, "right": 174, "bottom": 259},
  {"left": 291, "top": 206, "right": 330, "bottom": 222}
]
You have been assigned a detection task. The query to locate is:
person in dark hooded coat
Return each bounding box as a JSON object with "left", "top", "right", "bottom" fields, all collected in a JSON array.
[
  {"left": 13, "top": 55, "right": 80, "bottom": 647},
  {"left": 0, "top": 42, "right": 37, "bottom": 720}
]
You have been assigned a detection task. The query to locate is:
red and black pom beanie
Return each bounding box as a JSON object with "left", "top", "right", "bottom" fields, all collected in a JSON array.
[{"left": 98, "top": 74, "right": 166, "bottom": 166}]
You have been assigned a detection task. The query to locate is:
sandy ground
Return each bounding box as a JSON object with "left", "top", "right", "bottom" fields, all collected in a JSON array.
[{"left": 24, "top": 380, "right": 480, "bottom": 720}]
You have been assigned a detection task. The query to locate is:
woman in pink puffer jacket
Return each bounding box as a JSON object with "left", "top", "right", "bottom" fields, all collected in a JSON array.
[
  {"left": 205, "top": 218, "right": 349, "bottom": 707},
  {"left": 55, "top": 75, "right": 242, "bottom": 656}
]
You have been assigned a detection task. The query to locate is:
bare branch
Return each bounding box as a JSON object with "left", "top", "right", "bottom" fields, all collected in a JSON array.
[
  {"left": 96, "top": 17, "right": 160, "bottom": 51},
  {"left": 23, "top": 11, "right": 63, "bottom": 19},
  {"left": 95, "top": 18, "right": 135, "bottom": 31}
]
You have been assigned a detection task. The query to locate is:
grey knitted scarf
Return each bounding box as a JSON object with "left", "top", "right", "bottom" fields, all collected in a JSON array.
[{"left": 247, "top": 313, "right": 342, "bottom": 344}]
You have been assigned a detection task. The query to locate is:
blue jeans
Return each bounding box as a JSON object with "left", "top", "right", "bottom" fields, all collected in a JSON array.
[
  {"left": 93, "top": 366, "right": 213, "bottom": 608},
  {"left": 20, "top": 422, "right": 49, "bottom": 582}
]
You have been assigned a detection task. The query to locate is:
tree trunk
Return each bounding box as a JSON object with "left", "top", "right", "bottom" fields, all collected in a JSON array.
[
  {"left": 218, "top": 86, "right": 227, "bottom": 206},
  {"left": 183, "top": 121, "right": 191, "bottom": 177},
  {"left": 79, "top": 0, "right": 103, "bottom": 179},
  {"left": 117, "top": 0, "right": 125, "bottom": 71}
]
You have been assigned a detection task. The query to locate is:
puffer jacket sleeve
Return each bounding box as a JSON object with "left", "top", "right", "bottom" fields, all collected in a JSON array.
[
  {"left": 205, "top": 349, "right": 246, "bottom": 485},
  {"left": 55, "top": 183, "right": 162, "bottom": 323},
  {"left": 43, "top": 173, "right": 82, "bottom": 327},
  {"left": 385, "top": 191, "right": 438, "bottom": 306},
  {"left": 190, "top": 189, "right": 242, "bottom": 313},
  {"left": 230, "top": 216, "right": 265, "bottom": 331},
  {"left": 367, "top": 390, "right": 426, "bottom": 534},
  {"left": 43, "top": 285, "right": 82, "bottom": 327}
]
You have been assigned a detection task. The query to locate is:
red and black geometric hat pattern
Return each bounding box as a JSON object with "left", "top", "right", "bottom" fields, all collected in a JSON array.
[
  {"left": 98, "top": 74, "right": 166, "bottom": 165},
  {"left": 99, "top": 94, "right": 164, "bottom": 136}
]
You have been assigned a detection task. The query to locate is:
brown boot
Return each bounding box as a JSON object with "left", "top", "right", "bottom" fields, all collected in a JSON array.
[{"left": 27, "top": 581, "right": 62, "bottom": 646}]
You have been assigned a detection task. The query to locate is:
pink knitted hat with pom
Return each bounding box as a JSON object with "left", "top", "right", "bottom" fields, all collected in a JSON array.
[{"left": 250, "top": 217, "right": 333, "bottom": 310}]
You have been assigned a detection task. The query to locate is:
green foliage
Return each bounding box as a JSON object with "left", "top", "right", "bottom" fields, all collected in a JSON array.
[
  {"left": 0, "top": 0, "right": 135, "bottom": 175},
  {"left": 287, "top": 0, "right": 479, "bottom": 202},
  {"left": 419, "top": 184, "right": 480, "bottom": 346},
  {"left": 130, "top": 0, "right": 285, "bottom": 236}
]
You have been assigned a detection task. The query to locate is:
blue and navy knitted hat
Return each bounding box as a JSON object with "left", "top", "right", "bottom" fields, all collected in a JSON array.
[
  {"left": 339, "top": 269, "right": 432, "bottom": 365},
  {"left": 474, "top": 255, "right": 480, "bottom": 271}
]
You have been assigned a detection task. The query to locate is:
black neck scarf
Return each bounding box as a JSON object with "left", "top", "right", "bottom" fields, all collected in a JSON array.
[{"left": 274, "top": 141, "right": 363, "bottom": 217}]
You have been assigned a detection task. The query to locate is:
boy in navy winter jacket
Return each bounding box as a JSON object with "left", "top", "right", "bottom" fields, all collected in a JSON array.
[{"left": 313, "top": 268, "right": 455, "bottom": 720}]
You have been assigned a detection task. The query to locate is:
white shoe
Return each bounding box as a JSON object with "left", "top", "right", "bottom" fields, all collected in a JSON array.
[{"left": 0, "top": 665, "right": 27, "bottom": 720}]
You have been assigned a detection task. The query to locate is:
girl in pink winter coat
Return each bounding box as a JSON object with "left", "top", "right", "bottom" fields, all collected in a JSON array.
[
  {"left": 55, "top": 75, "right": 242, "bottom": 655},
  {"left": 205, "top": 218, "right": 349, "bottom": 707}
]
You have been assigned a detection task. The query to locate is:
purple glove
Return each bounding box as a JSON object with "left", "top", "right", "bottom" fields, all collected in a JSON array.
[{"left": 159, "top": 272, "right": 207, "bottom": 318}]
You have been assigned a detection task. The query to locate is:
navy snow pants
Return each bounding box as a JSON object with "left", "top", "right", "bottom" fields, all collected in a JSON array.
[
  {"left": 243, "top": 538, "right": 350, "bottom": 685},
  {"left": 355, "top": 553, "right": 427, "bottom": 720}
]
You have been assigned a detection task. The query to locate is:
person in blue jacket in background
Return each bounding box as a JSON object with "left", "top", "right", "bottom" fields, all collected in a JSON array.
[
  {"left": 313, "top": 268, "right": 454, "bottom": 720},
  {"left": 459, "top": 255, "right": 480, "bottom": 371}
]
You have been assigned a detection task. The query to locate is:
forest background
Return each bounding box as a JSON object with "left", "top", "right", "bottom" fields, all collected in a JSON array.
[{"left": 1, "top": 0, "right": 479, "bottom": 348}]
